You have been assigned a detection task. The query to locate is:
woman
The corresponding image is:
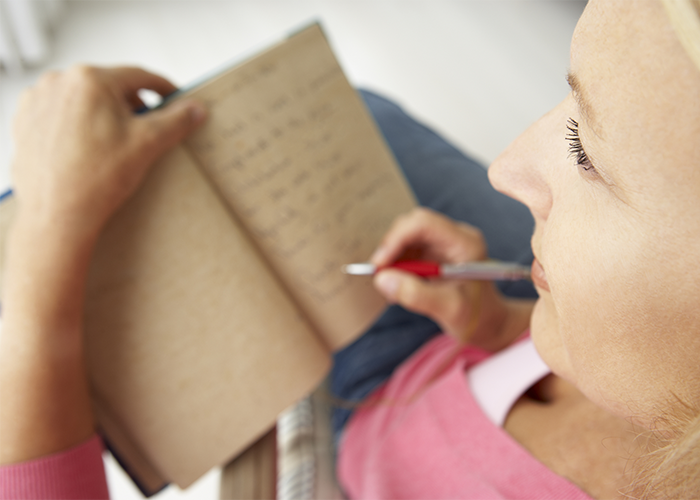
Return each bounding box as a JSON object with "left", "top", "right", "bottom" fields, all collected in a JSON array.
[
  {"left": 2, "top": 0, "right": 699, "bottom": 498},
  {"left": 336, "top": 1, "right": 700, "bottom": 498}
]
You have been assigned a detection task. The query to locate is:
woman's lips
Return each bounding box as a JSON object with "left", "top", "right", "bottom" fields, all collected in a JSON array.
[{"left": 531, "top": 258, "right": 550, "bottom": 292}]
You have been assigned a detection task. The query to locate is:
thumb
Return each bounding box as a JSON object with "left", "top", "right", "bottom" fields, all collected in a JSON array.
[{"left": 133, "top": 99, "right": 207, "bottom": 161}]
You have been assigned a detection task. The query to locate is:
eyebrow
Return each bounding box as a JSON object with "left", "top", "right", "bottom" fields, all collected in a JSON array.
[{"left": 566, "top": 71, "right": 599, "bottom": 135}]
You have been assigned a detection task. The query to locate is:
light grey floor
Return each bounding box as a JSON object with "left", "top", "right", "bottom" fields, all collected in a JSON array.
[{"left": 0, "top": 1, "right": 585, "bottom": 498}]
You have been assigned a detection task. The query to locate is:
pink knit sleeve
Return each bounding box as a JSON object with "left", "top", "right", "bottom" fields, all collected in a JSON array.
[{"left": 0, "top": 434, "right": 109, "bottom": 499}]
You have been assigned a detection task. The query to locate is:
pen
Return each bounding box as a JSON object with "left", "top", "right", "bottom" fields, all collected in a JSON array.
[{"left": 342, "top": 260, "right": 532, "bottom": 281}]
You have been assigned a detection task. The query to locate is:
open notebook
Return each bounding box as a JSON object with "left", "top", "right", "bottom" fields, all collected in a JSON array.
[{"left": 0, "top": 22, "right": 416, "bottom": 495}]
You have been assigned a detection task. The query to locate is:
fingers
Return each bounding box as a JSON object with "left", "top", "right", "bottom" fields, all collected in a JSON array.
[
  {"left": 11, "top": 64, "right": 208, "bottom": 238},
  {"left": 374, "top": 269, "right": 476, "bottom": 338},
  {"left": 103, "top": 66, "right": 207, "bottom": 160},
  {"left": 375, "top": 270, "right": 456, "bottom": 314},
  {"left": 105, "top": 66, "right": 179, "bottom": 100},
  {"left": 98, "top": 66, "right": 177, "bottom": 111},
  {"left": 132, "top": 99, "right": 207, "bottom": 164},
  {"left": 126, "top": 94, "right": 146, "bottom": 111},
  {"left": 371, "top": 207, "right": 487, "bottom": 267},
  {"left": 370, "top": 208, "right": 492, "bottom": 342}
]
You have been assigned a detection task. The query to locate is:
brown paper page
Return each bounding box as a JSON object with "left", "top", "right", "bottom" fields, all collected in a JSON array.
[
  {"left": 182, "top": 24, "right": 416, "bottom": 350},
  {"left": 85, "top": 146, "right": 330, "bottom": 489}
]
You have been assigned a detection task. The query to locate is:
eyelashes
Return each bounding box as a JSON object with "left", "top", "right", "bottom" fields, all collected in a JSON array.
[{"left": 566, "top": 118, "right": 595, "bottom": 172}]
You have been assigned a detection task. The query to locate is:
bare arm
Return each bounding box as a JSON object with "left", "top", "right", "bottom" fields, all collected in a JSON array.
[{"left": 0, "top": 66, "right": 206, "bottom": 464}]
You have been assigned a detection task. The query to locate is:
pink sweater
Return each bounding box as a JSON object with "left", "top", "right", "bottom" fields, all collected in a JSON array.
[
  {"left": 1, "top": 335, "right": 592, "bottom": 499},
  {"left": 0, "top": 435, "right": 108, "bottom": 499},
  {"left": 337, "top": 334, "right": 592, "bottom": 499}
]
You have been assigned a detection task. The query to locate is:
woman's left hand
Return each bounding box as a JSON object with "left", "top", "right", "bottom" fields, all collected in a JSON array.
[{"left": 0, "top": 66, "right": 206, "bottom": 466}]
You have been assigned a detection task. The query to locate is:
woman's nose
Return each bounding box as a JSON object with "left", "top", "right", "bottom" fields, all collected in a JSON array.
[{"left": 488, "top": 101, "right": 568, "bottom": 222}]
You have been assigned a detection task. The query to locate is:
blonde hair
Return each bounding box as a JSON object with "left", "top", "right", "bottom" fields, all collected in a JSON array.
[
  {"left": 627, "top": 407, "right": 700, "bottom": 499},
  {"left": 629, "top": 2, "right": 700, "bottom": 498}
]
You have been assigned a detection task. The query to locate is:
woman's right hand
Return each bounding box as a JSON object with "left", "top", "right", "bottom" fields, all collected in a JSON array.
[{"left": 371, "top": 208, "right": 529, "bottom": 350}]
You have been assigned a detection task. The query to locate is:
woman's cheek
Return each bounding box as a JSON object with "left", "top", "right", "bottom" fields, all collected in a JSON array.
[{"left": 531, "top": 231, "right": 602, "bottom": 386}]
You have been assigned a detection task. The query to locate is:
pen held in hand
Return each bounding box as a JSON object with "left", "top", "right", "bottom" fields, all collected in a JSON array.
[{"left": 342, "top": 260, "right": 532, "bottom": 281}]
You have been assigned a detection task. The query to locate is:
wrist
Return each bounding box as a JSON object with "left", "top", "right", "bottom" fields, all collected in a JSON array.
[
  {"left": 11, "top": 198, "right": 104, "bottom": 251},
  {"left": 0, "top": 202, "right": 98, "bottom": 464},
  {"left": 2, "top": 207, "right": 98, "bottom": 342}
]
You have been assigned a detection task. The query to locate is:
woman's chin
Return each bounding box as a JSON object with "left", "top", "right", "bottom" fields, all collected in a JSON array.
[{"left": 529, "top": 298, "right": 569, "bottom": 380}]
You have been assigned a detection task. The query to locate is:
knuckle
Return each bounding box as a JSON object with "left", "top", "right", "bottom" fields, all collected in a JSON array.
[
  {"left": 69, "top": 64, "right": 98, "bottom": 79},
  {"left": 32, "top": 71, "right": 61, "bottom": 96},
  {"left": 396, "top": 207, "right": 431, "bottom": 234},
  {"left": 459, "top": 221, "right": 482, "bottom": 237},
  {"left": 411, "top": 206, "right": 432, "bottom": 223},
  {"left": 455, "top": 223, "right": 487, "bottom": 257},
  {"left": 463, "top": 225, "right": 485, "bottom": 244},
  {"left": 38, "top": 69, "right": 61, "bottom": 86},
  {"left": 66, "top": 65, "right": 102, "bottom": 95},
  {"left": 383, "top": 211, "right": 411, "bottom": 241},
  {"left": 394, "top": 210, "right": 414, "bottom": 227}
]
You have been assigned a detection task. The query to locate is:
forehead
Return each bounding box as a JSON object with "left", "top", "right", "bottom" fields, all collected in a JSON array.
[{"left": 570, "top": 0, "right": 700, "bottom": 207}]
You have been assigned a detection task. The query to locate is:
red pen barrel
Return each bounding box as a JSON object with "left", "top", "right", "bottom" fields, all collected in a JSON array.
[{"left": 386, "top": 261, "right": 441, "bottom": 277}]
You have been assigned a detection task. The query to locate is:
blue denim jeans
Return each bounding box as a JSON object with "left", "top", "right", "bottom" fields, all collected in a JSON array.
[{"left": 330, "top": 90, "right": 537, "bottom": 437}]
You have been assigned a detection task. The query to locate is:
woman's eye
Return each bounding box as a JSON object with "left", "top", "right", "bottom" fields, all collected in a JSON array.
[{"left": 566, "top": 118, "right": 596, "bottom": 173}]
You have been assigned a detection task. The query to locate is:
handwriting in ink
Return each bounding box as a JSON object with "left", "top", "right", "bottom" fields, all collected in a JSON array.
[{"left": 184, "top": 55, "right": 399, "bottom": 304}]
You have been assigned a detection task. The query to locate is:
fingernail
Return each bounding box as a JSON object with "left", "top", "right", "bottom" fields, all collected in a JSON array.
[{"left": 375, "top": 271, "right": 400, "bottom": 300}]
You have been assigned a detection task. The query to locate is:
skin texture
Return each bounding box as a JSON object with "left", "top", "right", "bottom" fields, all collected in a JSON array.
[
  {"left": 489, "top": 0, "right": 700, "bottom": 427},
  {"left": 0, "top": 66, "right": 206, "bottom": 464}
]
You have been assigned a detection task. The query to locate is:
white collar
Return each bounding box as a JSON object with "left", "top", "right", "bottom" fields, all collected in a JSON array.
[{"left": 468, "top": 337, "right": 551, "bottom": 427}]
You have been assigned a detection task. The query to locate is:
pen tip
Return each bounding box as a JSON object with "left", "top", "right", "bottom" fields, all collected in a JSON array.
[{"left": 342, "top": 263, "right": 376, "bottom": 276}]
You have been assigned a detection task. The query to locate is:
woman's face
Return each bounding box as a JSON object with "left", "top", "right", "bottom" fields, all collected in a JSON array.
[{"left": 489, "top": 0, "right": 700, "bottom": 425}]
